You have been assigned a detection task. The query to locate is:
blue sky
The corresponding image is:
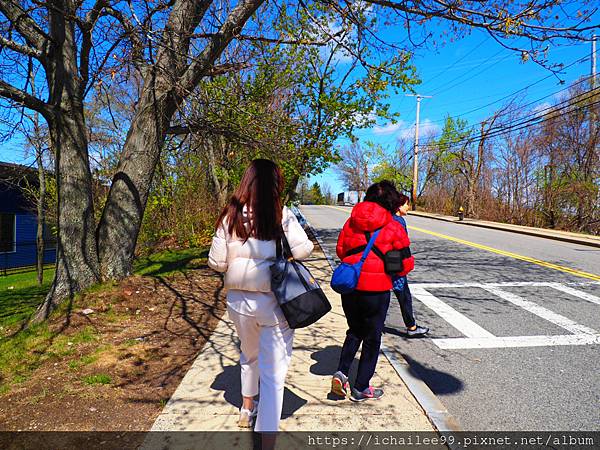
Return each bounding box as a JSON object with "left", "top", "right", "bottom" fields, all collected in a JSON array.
[
  {"left": 0, "top": 11, "right": 597, "bottom": 196},
  {"left": 309, "top": 27, "right": 597, "bottom": 196}
]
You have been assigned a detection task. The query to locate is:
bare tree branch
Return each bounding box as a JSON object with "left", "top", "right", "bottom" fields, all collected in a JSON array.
[
  {"left": 0, "top": 78, "right": 53, "bottom": 119},
  {"left": 79, "top": 0, "right": 108, "bottom": 92},
  {"left": 103, "top": 5, "right": 146, "bottom": 71},
  {"left": 0, "top": 34, "right": 44, "bottom": 59},
  {"left": 189, "top": 32, "right": 334, "bottom": 46},
  {"left": 178, "top": 0, "right": 264, "bottom": 95},
  {"left": 0, "top": 1, "right": 50, "bottom": 55},
  {"left": 360, "top": 0, "right": 599, "bottom": 40}
]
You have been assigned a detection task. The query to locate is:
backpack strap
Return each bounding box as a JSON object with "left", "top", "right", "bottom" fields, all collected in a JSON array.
[
  {"left": 359, "top": 228, "right": 381, "bottom": 262},
  {"left": 365, "top": 231, "right": 387, "bottom": 261},
  {"left": 345, "top": 228, "right": 381, "bottom": 260},
  {"left": 347, "top": 234, "right": 412, "bottom": 262}
]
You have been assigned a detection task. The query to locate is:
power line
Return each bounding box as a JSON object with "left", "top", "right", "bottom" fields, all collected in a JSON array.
[
  {"left": 426, "top": 48, "right": 508, "bottom": 96},
  {"left": 429, "top": 90, "right": 600, "bottom": 149},
  {"left": 425, "top": 54, "right": 592, "bottom": 126},
  {"left": 421, "top": 88, "right": 600, "bottom": 150},
  {"left": 423, "top": 85, "right": 599, "bottom": 147},
  {"left": 423, "top": 98, "right": 600, "bottom": 152},
  {"left": 419, "top": 37, "right": 489, "bottom": 85}
]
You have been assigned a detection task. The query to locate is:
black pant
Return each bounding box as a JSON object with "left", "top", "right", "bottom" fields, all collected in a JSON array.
[
  {"left": 393, "top": 282, "right": 416, "bottom": 328},
  {"left": 337, "top": 290, "right": 390, "bottom": 392}
]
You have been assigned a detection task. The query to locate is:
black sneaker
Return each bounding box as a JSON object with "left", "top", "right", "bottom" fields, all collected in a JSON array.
[
  {"left": 350, "top": 386, "right": 384, "bottom": 402},
  {"left": 406, "top": 325, "right": 429, "bottom": 337}
]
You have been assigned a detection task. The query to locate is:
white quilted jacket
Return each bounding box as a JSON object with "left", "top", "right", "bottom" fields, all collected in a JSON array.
[{"left": 208, "top": 206, "right": 314, "bottom": 292}]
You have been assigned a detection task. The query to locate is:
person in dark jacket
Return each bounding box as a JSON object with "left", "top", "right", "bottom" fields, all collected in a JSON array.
[
  {"left": 331, "top": 181, "right": 414, "bottom": 402},
  {"left": 392, "top": 194, "right": 429, "bottom": 337}
]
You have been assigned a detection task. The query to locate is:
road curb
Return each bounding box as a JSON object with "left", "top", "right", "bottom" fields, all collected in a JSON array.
[
  {"left": 408, "top": 211, "right": 600, "bottom": 249},
  {"left": 294, "top": 206, "right": 463, "bottom": 436}
]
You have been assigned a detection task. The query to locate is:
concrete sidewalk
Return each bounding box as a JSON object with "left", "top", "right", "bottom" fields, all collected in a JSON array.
[
  {"left": 147, "top": 242, "right": 436, "bottom": 440},
  {"left": 408, "top": 210, "right": 600, "bottom": 248}
]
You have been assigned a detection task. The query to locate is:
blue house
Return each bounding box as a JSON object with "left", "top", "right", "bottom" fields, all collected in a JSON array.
[{"left": 0, "top": 162, "right": 56, "bottom": 272}]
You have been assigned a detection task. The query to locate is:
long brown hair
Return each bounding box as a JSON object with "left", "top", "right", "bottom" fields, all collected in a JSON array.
[{"left": 217, "top": 159, "right": 284, "bottom": 241}]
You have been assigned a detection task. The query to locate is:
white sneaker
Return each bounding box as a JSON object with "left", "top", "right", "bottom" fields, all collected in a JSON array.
[{"left": 238, "top": 402, "right": 258, "bottom": 428}]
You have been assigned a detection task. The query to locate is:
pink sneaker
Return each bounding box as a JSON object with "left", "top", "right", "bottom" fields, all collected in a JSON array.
[{"left": 350, "top": 386, "right": 384, "bottom": 402}]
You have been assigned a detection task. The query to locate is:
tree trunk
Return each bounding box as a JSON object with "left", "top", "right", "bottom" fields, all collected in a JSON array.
[
  {"left": 97, "top": 82, "right": 176, "bottom": 279},
  {"left": 206, "top": 136, "right": 229, "bottom": 207},
  {"left": 36, "top": 145, "right": 46, "bottom": 286},
  {"left": 97, "top": 0, "right": 263, "bottom": 279},
  {"left": 466, "top": 179, "right": 476, "bottom": 217},
  {"left": 33, "top": 112, "right": 99, "bottom": 321},
  {"left": 33, "top": 6, "right": 99, "bottom": 322}
]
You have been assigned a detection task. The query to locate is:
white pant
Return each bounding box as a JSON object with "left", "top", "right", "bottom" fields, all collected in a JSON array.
[{"left": 227, "top": 291, "right": 294, "bottom": 432}]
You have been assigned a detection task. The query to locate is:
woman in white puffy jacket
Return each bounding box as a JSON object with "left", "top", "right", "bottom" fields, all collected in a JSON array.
[{"left": 208, "top": 159, "right": 313, "bottom": 434}]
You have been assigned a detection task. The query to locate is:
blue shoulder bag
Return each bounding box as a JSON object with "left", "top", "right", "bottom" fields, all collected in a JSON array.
[{"left": 330, "top": 229, "right": 381, "bottom": 294}]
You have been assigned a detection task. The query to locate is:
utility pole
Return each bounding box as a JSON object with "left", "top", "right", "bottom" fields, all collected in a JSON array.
[
  {"left": 592, "top": 34, "right": 597, "bottom": 90},
  {"left": 406, "top": 94, "right": 431, "bottom": 210},
  {"left": 591, "top": 34, "right": 597, "bottom": 142}
]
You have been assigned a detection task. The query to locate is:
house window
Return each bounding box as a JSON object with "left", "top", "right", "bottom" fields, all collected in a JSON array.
[{"left": 0, "top": 213, "right": 16, "bottom": 253}]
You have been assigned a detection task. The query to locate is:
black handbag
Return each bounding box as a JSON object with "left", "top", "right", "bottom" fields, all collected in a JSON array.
[{"left": 270, "top": 230, "right": 331, "bottom": 329}]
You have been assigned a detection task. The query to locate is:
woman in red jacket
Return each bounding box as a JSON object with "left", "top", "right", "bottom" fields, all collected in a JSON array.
[{"left": 331, "top": 180, "right": 414, "bottom": 402}]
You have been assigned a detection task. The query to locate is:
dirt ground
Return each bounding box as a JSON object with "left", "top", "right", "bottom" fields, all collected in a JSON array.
[{"left": 0, "top": 267, "right": 227, "bottom": 432}]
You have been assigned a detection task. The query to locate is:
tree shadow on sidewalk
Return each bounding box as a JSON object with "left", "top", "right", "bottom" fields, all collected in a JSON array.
[
  {"left": 309, "top": 345, "right": 361, "bottom": 401},
  {"left": 211, "top": 364, "right": 307, "bottom": 418}
]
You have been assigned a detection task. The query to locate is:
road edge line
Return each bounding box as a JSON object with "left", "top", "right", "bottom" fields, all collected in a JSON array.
[{"left": 294, "top": 206, "right": 463, "bottom": 438}]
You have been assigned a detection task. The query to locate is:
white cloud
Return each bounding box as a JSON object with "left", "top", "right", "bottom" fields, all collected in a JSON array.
[
  {"left": 373, "top": 120, "right": 406, "bottom": 135},
  {"left": 399, "top": 119, "right": 441, "bottom": 140},
  {"left": 531, "top": 101, "right": 552, "bottom": 116}
]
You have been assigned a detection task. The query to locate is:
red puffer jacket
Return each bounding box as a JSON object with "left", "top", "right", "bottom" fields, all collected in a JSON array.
[{"left": 336, "top": 201, "right": 414, "bottom": 292}]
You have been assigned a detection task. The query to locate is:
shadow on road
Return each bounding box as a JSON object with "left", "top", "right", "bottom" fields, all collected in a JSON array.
[{"left": 402, "top": 354, "right": 463, "bottom": 395}]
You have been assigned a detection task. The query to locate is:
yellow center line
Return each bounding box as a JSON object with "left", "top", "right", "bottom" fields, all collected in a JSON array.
[
  {"left": 409, "top": 225, "right": 600, "bottom": 282},
  {"left": 328, "top": 205, "right": 352, "bottom": 213},
  {"left": 322, "top": 205, "right": 600, "bottom": 282}
]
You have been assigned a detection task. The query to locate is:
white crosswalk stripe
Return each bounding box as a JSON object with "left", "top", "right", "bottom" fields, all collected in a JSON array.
[
  {"left": 481, "top": 286, "right": 598, "bottom": 335},
  {"left": 410, "top": 282, "right": 600, "bottom": 350},
  {"left": 410, "top": 286, "right": 495, "bottom": 338},
  {"left": 547, "top": 283, "right": 600, "bottom": 306}
]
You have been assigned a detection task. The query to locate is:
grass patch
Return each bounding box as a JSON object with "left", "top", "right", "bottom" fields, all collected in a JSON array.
[
  {"left": 0, "top": 247, "right": 208, "bottom": 330},
  {"left": 0, "top": 323, "right": 100, "bottom": 386},
  {"left": 68, "top": 354, "right": 99, "bottom": 370},
  {"left": 0, "top": 266, "right": 54, "bottom": 290},
  {"left": 0, "top": 268, "right": 54, "bottom": 329},
  {"left": 121, "top": 338, "right": 141, "bottom": 347},
  {"left": 0, "top": 322, "right": 51, "bottom": 383},
  {"left": 82, "top": 374, "right": 112, "bottom": 385},
  {"left": 28, "top": 387, "right": 50, "bottom": 405},
  {"left": 134, "top": 247, "right": 208, "bottom": 277},
  {"left": 0, "top": 247, "right": 208, "bottom": 396}
]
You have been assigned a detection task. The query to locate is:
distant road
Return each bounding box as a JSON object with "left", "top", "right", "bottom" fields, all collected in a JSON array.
[{"left": 300, "top": 205, "right": 600, "bottom": 431}]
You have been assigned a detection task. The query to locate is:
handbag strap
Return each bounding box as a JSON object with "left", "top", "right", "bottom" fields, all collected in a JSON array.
[
  {"left": 360, "top": 229, "right": 381, "bottom": 262},
  {"left": 276, "top": 232, "right": 283, "bottom": 258},
  {"left": 277, "top": 224, "right": 314, "bottom": 291},
  {"left": 276, "top": 225, "right": 294, "bottom": 259}
]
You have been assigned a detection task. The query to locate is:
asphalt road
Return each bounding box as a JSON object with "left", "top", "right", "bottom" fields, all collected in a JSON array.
[{"left": 300, "top": 205, "right": 600, "bottom": 431}]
